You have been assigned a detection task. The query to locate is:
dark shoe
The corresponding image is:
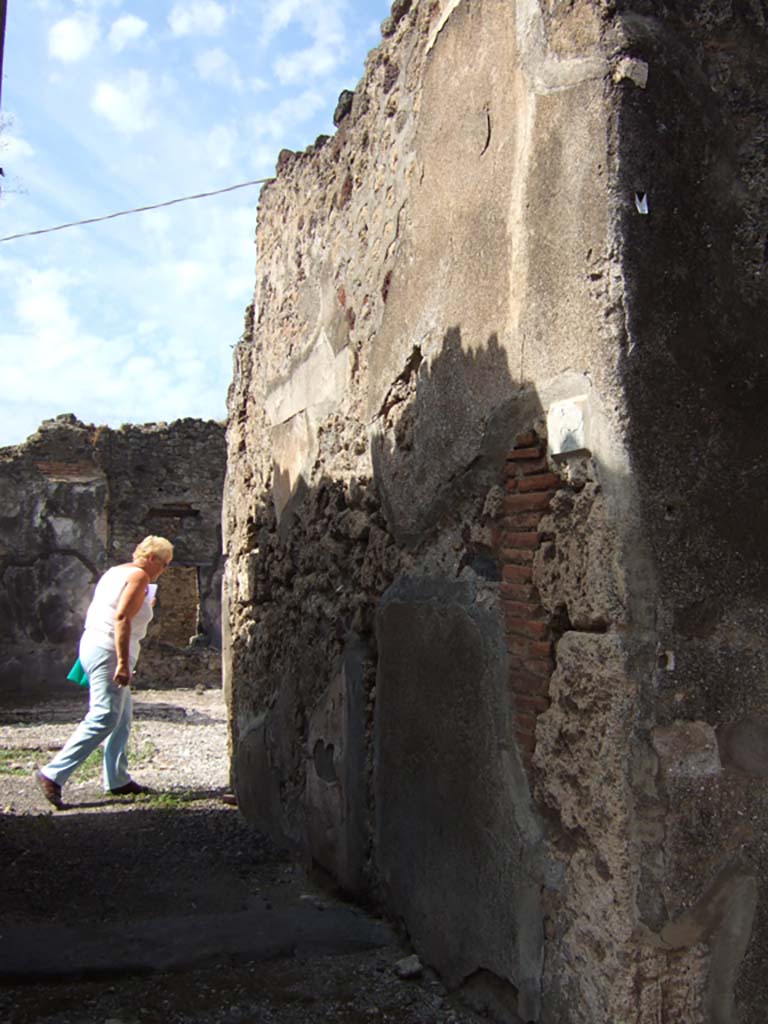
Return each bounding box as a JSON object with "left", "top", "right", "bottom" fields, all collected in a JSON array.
[
  {"left": 110, "top": 780, "right": 149, "bottom": 796},
  {"left": 34, "top": 769, "right": 63, "bottom": 808}
]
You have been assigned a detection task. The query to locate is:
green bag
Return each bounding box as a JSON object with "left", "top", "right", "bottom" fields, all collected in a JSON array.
[{"left": 66, "top": 657, "right": 89, "bottom": 687}]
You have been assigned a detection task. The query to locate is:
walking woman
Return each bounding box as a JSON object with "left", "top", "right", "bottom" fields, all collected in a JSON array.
[{"left": 35, "top": 535, "right": 173, "bottom": 809}]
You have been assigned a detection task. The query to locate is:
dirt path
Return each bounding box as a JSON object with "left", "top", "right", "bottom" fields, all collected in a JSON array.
[{"left": 0, "top": 688, "right": 483, "bottom": 1024}]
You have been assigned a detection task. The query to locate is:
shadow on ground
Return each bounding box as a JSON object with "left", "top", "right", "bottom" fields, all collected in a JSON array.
[
  {"left": 0, "top": 794, "right": 472, "bottom": 1024},
  {"left": 0, "top": 692, "right": 483, "bottom": 1023}
]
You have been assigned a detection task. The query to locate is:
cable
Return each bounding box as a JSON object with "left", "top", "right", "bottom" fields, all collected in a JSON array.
[{"left": 0, "top": 177, "right": 274, "bottom": 242}]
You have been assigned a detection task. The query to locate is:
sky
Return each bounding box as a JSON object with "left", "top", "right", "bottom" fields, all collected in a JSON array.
[{"left": 0, "top": 0, "right": 390, "bottom": 448}]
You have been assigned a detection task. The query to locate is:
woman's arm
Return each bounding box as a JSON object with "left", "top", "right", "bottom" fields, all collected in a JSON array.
[{"left": 113, "top": 569, "right": 150, "bottom": 686}]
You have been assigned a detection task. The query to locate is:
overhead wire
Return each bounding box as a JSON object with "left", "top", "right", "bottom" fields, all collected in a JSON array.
[{"left": 0, "top": 177, "right": 274, "bottom": 242}]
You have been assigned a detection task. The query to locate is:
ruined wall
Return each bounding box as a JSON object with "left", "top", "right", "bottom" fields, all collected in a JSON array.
[
  {"left": 613, "top": 3, "right": 768, "bottom": 1019},
  {"left": 225, "top": 1, "right": 768, "bottom": 1022},
  {"left": 0, "top": 416, "right": 108, "bottom": 700},
  {"left": 95, "top": 420, "right": 226, "bottom": 689},
  {"left": 0, "top": 414, "right": 225, "bottom": 700}
]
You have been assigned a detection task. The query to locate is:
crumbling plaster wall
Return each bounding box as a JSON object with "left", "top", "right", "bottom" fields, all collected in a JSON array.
[
  {"left": 225, "top": 1, "right": 768, "bottom": 1022},
  {"left": 0, "top": 414, "right": 226, "bottom": 700},
  {"left": 612, "top": 3, "right": 768, "bottom": 1020}
]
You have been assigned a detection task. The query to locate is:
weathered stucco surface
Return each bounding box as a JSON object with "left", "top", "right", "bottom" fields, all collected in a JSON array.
[
  {"left": 225, "top": 1, "right": 768, "bottom": 1021},
  {"left": 0, "top": 415, "right": 226, "bottom": 700}
]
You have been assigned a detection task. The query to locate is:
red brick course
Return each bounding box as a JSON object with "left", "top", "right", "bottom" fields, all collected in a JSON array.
[
  {"left": 500, "top": 583, "right": 536, "bottom": 602},
  {"left": 495, "top": 430, "right": 562, "bottom": 776},
  {"left": 500, "top": 548, "right": 536, "bottom": 566},
  {"left": 528, "top": 640, "right": 553, "bottom": 658},
  {"left": 500, "top": 567, "right": 533, "bottom": 586},
  {"left": 502, "top": 599, "right": 545, "bottom": 620},
  {"left": 506, "top": 668, "right": 551, "bottom": 695},
  {"left": 523, "top": 657, "right": 554, "bottom": 678},
  {"left": 518, "top": 473, "right": 561, "bottom": 493},
  {"left": 514, "top": 710, "right": 538, "bottom": 732},
  {"left": 506, "top": 636, "right": 541, "bottom": 658},
  {"left": 502, "top": 532, "right": 540, "bottom": 549},
  {"left": 507, "top": 455, "right": 549, "bottom": 475},
  {"left": 504, "top": 491, "right": 556, "bottom": 513},
  {"left": 515, "top": 693, "right": 551, "bottom": 714},
  {"left": 513, "top": 430, "right": 539, "bottom": 448},
  {"left": 505, "top": 618, "right": 549, "bottom": 640},
  {"left": 514, "top": 730, "right": 536, "bottom": 755},
  {"left": 503, "top": 512, "right": 544, "bottom": 531},
  {"left": 506, "top": 446, "right": 541, "bottom": 461}
]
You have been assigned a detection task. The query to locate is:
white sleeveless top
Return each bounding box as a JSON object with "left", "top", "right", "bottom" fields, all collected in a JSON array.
[{"left": 82, "top": 565, "right": 154, "bottom": 665}]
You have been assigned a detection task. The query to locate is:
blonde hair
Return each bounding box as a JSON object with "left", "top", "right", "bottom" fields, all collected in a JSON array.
[{"left": 133, "top": 535, "right": 174, "bottom": 564}]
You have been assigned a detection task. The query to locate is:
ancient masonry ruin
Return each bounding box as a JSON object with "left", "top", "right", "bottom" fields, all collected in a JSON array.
[
  {"left": 224, "top": 1, "right": 768, "bottom": 1022},
  {"left": 0, "top": 414, "right": 226, "bottom": 701}
]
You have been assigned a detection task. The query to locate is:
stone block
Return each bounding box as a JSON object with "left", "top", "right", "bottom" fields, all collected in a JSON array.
[
  {"left": 304, "top": 633, "right": 368, "bottom": 895},
  {"left": 547, "top": 395, "right": 590, "bottom": 457},
  {"left": 651, "top": 721, "right": 721, "bottom": 780},
  {"left": 716, "top": 719, "right": 768, "bottom": 779},
  {"left": 374, "top": 576, "right": 545, "bottom": 1015},
  {"left": 264, "top": 332, "right": 349, "bottom": 428},
  {"left": 234, "top": 715, "right": 289, "bottom": 848},
  {"left": 271, "top": 414, "right": 315, "bottom": 524}
]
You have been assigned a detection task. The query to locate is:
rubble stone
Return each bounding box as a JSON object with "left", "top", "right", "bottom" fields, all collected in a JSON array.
[
  {"left": 224, "top": 1, "right": 768, "bottom": 1020},
  {"left": 0, "top": 415, "right": 225, "bottom": 700}
]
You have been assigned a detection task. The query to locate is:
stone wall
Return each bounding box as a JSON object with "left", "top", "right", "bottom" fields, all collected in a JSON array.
[
  {"left": 0, "top": 414, "right": 225, "bottom": 701},
  {"left": 224, "top": 1, "right": 768, "bottom": 1021}
]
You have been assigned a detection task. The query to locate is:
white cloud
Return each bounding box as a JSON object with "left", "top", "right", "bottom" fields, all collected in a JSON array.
[
  {"left": 267, "top": 0, "right": 346, "bottom": 46},
  {"left": 124, "top": 354, "right": 162, "bottom": 378},
  {"left": 0, "top": 131, "right": 35, "bottom": 162},
  {"left": 0, "top": 0, "right": 390, "bottom": 448},
  {"left": 0, "top": 194, "right": 259, "bottom": 446},
  {"left": 260, "top": 0, "right": 307, "bottom": 45},
  {"left": 168, "top": 1, "right": 227, "bottom": 37},
  {"left": 141, "top": 209, "right": 173, "bottom": 241},
  {"left": 108, "top": 15, "right": 148, "bottom": 52},
  {"left": 0, "top": 259, "right": 198, "bottom": 437},
  {"left": 14, "top": 268, "right": 80, "bottom": 361},
  {"left": 250, "top": 89, "right": 326, "bottom": 141},
  {"left": 48, "top": 14, "right": 100, "bottom": 62},
  {"left": 261, "top": 0, "right": 347, "bottom": 82},
  {"left": 91, "top": 71, "right": 154, "bottom": 134},
  {"left": 1, "top": 266, "right": 126, "bottom": 420},
  {"left": 250, "top": 141, "right": 279, "bottom": 176},
  {"left": 274, "top": 43, "right": 338, "bottom": 85},
  {"left": 205, "top": 124, "right": 237, "bottom": 170},
  {"left": 158, "top": 259, "right": 208, "bottom": 293},
  {"left": 195, "top": 48, "right": 242, "bottom": 90}
]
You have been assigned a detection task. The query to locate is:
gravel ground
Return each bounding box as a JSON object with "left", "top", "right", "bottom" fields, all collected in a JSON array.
[
  {"left": 0, "top": 686, "right": 230, "bottom": 807},
  {"left": 0, "top": 687, "right": 486, "bottom": 1024}
]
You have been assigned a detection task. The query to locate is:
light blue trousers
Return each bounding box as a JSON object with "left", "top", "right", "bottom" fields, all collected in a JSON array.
[{"left": 42, "top": 639, "right": 133, "bottom": 791}]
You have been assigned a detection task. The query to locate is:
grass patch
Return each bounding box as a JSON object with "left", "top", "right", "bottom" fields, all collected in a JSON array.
[
  {"left": 130, "top": 737, "right": 158, "bottom": 766},
  {"left": 0, "top": 747, "right": 102, "bottom": 778},
  {"left": 0, "top": 748, "right": 45, "bottom": 775},
  {"left": 77, "top": 749, "right": 103, "bottom": 780},
  {"left": 1, "top": 735, "right": 156, "bottom": 783},
  {"left": 143, "top": 789, "right": 216, "bottom": 808}
]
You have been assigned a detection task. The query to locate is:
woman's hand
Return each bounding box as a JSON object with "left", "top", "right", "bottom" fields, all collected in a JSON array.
[
  {"left": 113, "top": 567, "right": 149, "bottom": 686},
  {"left": 114, "top": 661, "right": 132, "bottom": 687}
]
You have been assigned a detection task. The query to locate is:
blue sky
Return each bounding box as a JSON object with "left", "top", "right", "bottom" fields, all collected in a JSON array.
[{"left": 0, "top": 0, "right": 389, "bottom": 447}]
